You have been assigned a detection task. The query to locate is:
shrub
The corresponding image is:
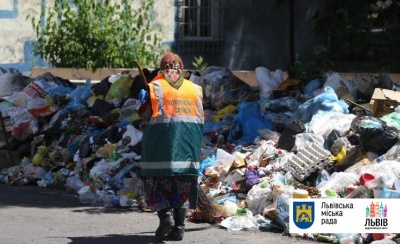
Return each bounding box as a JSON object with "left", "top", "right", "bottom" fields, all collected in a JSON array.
[{"left": 27, "top": 0, "right": 168, "bottom": 71}]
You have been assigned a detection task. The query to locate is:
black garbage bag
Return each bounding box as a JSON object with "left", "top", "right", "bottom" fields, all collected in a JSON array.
[
  {"left": 130, "top": 68, "right": 159, "bottom": 99},
  {"left": 90, "top": 99, "right": 115, "bottom": 120},
  {"left": 277, "top": 120, "right": 306, "bottom": 151},
  {"left": 91, "top": 76, "right": 111, "bottom": 97},
  {"left": 199, "top": 66, "right": 257, "bottom": 110},
  {"left": 351, "top": 116, "right": 385, "bottom": 139},
  {"left": 351, "top": 116, "right": 399, "bottom": 155},
  {"left": 79, "top": 136, "right": 92, "bottom": 159},
  {"left": 325, "top": 129, "right": 341, "bottom": 150},
  {"left": 361, "top": 126, "right": 399, "bottom": 155},
  {"left": 99, "top": 125, "right": 124, "bottom": 144}
]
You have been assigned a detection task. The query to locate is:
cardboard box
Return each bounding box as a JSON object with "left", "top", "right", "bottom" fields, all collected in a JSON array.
[{"left": 370, "top": 88, "right": 400, "bottom": 117}]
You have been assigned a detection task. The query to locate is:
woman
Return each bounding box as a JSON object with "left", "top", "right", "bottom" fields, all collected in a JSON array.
[{"left": 139, "top": 52, "right": 204, "bottom": 241}]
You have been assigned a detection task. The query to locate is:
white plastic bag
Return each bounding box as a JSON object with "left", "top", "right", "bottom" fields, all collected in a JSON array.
[
  {"left": 293, "top": 132, "right": 325, "bottom": 151},
  {"left": 255, "top": 67, "right": 283, "bottom": 98},
  {"left": 308, "top": 111, "right": 356, "bottom": 139},
  {"left": 245, "top": 184, "right": 272, "bottom": 215},
  {"left": 221, "top": 210, "right": 259, "bottom": 232},
  {"left": 118, "top": 124, "right": 143, "bottom": 147},
  {"left": 77, "top": 185, "right": 97, "bottom": 205},
  {"left": 317, "top": 172, "right": 358, "bottom": 193},
  {"left": 65, "top": 175, "right": 84, "bottom": 192}
]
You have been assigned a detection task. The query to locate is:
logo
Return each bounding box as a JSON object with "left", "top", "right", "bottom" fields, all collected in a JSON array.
[
  {"left": 364, "top": 201, "right": 388, "bottom": 230},
  {"left": 293, "top": 202, "right": 314, "bottom": 229},
  {"left": 366, "top": 201, "right": 387, "bottom": 218}
]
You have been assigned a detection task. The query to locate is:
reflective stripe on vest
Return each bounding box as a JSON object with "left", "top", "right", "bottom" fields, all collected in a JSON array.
[{"left": 141, "top": 160, "right": 200, "bottom": 170}]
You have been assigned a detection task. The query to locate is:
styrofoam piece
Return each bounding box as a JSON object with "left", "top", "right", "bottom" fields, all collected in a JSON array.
[{"left": 287, "top": 143, "right": 332, "bottom": 181}]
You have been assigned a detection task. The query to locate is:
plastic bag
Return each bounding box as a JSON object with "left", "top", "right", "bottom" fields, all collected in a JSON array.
[
  {"left": 77, "top": 185, "right": 97, "bottom": 205},
  {"left": 89, "top": 159, "right": 111, "bottom": 178},
  {"left": 199, "top": 155, "right": 216, "bottom": 175},
  {"left": 293, "top": 132, "right": 324, "bottom": 151},
  {"left": 381, "top": 112, "right": 400, "bottom": 130},
  {"left": 245, "top": 183, "right": 272, "bottom": 215},
  {"left": 255, "top": 67, "right": 283, "bottom": 98},
  {"left": 303, "top": 78, "right": 325, "bottom": 97},
  {"left": 65, "top": 175, "right": 84, "bottom": 191},
  {"left": 199, "top": 66, "right": 257, "bottom": 110},
  {"left": 245, "top": 169, "right": 259, "bottom": 189},
  {"left": 291, "top": 86, "right": 349, "bottom": 124},
  {"left": 227, "top": 102, "right": 274, "bottom": 144},
  {"left": 352, "top": 116, "right": 400, "bottom": 155},
  {"left": 308, "top": 111, "right": 356, "bottom": 139},
  {"left": 69, "top": 79, "right": 92, "bottom": 106},
  {"left": 0, "top": 68, "right": 26, "bottom": 97},
  {"left": 27, "top": 97, "right": 57, "bottom": 117},
  {"left": 352, "top": 116, "right": 385, "bottom": 137},
  {"left": 105, "top": 73, "right": 133, "bottom": 102},
  {"left": 275, "top": 195, "right": 290, "bottom": 230},
  {"left": 264, "top": 97, "right": 300, "bottom": 113},
  {"left": 118, "top": 125, "right": 143, "bottom": 147},
  {"left": 360, "top": 160, "right": 400, "bottom": 189},
  {"left": 277, "top": 120, "right": 305, "bottom": 151},
  {"left": 221, "top": 209, "right": 259, "bottom": 232},
  {"left": 317, "top": 172, "right": 358, "bottom": 193},
  {"left": 7, "top": 106, "right": 39, "bottom": 140}
]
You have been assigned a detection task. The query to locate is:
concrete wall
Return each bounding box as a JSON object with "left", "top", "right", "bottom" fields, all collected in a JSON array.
[
  {"left": 209, "top": 0, "right": 325, "bottom": 71},
  {"left": 0, "top": 0, "right": 175, "bottom": 74},
  {"left": 0, "top": 0, "right": 41, "bottom": 72}
]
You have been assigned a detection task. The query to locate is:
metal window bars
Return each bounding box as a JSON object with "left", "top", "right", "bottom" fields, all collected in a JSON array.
[{"left": 175, "top": 0, "right": 226, "bottom": 53}]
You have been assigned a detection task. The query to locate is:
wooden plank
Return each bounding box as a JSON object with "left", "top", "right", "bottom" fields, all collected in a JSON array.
[{"left": 31, "top": 67, "right": 400, "bottom": 88}]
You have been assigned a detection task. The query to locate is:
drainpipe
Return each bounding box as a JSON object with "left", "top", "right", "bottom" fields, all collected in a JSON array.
[{"left": 288, "top": 0, "right": 295, "bottom": 67}]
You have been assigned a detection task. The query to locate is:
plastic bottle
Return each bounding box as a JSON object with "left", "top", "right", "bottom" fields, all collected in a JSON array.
[
  {"left": 113, "top": 195, "right": 134, "bottom": 207},
  {"left": 104, "top": 195, "right": 134, "bottom": 208}
]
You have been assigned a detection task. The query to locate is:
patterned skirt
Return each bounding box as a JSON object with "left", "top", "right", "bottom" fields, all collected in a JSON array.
[{"left": 143, "top": 175, "right": 198, "bottom": 212}]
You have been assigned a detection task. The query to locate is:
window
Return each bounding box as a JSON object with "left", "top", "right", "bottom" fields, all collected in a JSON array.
[{"left": 175, "top": 0, "right": 225, "bottom": 53}]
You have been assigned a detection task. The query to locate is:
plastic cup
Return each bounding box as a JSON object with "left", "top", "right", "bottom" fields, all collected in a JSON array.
[
  {"left": 373, "top": 188, "right": 382, "bottom": 198},
  {"left": 359, "top": 173, "right": 375, "bottom": 186}
]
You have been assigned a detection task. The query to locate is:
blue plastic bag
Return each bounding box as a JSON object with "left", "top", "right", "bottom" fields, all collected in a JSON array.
[
  {"left": 291, "top": 86, "right": 349, "bottom": 123},
  {"left": 199, "top": 155, "right": 216, "bottom": 175},
  {"left": 227, "top": 102, "right": 274, "bottom": 144}
]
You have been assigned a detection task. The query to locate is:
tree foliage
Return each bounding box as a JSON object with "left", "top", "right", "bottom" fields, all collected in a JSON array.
[
  {"left": 27, "top": 0, "right": 168, "bottom": 71},
  {"left": 314, "top": 0, "right": 400, "bottom": 72}
]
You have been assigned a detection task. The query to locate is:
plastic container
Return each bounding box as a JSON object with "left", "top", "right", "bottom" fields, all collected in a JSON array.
[
  {"left": 372, "top": 233, "right": 385, "bottom": 241},
  {"left": 359, "top": 173, "right": 375, "bottom": 186},
  {"left": 394, "top": 179, "right": 400, "bottom": 190},
  {"left": 104, "top": 195, "right": 134, "bottom": 208},
  {"left": 222, "top": 201, "right": 238, "bottom": 217},
  {"left": 293, "top": 189, "right": 309, "bottom": 198},
  {"left": 372, "top": 188, "right": 382, "bottom": 198}
]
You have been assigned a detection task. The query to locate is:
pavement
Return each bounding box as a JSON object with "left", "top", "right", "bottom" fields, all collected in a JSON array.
[{"left": 0, "top": 184, "right": 315, "bottom": 244}]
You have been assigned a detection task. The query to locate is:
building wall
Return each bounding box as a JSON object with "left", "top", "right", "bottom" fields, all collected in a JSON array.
[
  {"left": 0, "top": 0, "right": 323, "bottom": 73},
  {"left": 0, "top": 0, "right": 176, "bottom": 74},
  {"left": 181, "top": 0, "right": 325, "bottom": 71},
  {"left": 0, "top": 0, "right": 41, "bottom": 72}
]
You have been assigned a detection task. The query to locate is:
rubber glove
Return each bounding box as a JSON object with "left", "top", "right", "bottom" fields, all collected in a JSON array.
[{"left": 139, "top": 89, "right": 148, "bottom": 104}]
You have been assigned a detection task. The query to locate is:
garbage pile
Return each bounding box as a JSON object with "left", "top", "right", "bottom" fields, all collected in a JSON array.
[{"left": 1, "top": 66, "right": 400, "bottom": 244}]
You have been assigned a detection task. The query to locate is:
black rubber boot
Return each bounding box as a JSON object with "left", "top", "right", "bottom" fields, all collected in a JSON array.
[
  {"left": 155, "top": 208, "right": 173, "bottom": 236},
  {"left": 168, "top": 208, "right": 186, "bottom": 241}
]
